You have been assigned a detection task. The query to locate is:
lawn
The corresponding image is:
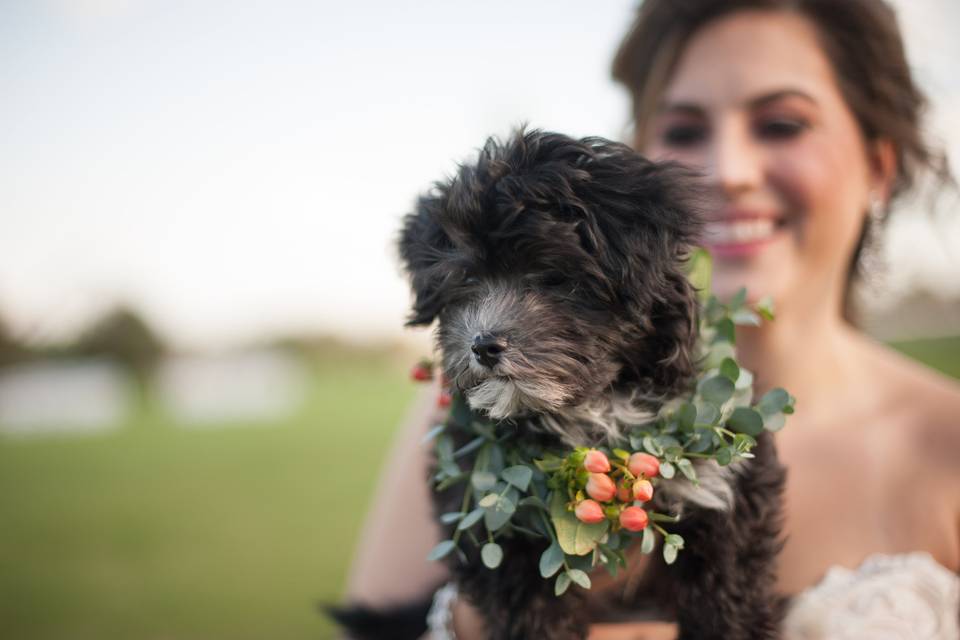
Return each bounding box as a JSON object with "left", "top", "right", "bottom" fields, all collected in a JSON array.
[
  {"left": 0, "top": 336, "right": 957, "bottom": 639},
  {"left": 0, "top": 356, "right": 417, "bottom": 640}
]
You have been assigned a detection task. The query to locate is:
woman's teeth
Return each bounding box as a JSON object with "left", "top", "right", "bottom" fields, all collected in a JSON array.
[{"left": 706, "top": 218, "right": 777, "bottom": 244}]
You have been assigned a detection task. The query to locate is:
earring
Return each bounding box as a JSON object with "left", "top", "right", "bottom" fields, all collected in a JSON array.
[{"left": 858, "top": 191, "right": 887, "bottom": 279}]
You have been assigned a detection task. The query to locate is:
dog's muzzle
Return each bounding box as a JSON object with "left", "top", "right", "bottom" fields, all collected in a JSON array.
[{"left": 471, "top": 333, "right": 506, "bottom": 368}]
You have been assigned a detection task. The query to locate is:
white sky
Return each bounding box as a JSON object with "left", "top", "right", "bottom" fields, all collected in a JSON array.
[{"left": 1, "top": 0, "right": 958, "bottom": 349}]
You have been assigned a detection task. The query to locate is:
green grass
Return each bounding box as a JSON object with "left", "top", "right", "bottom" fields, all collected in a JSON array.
[
  {"left": 0, "top": 357, "right": 417, "bottom": 640},
  {"left": 0, "top": 336, "right": 957, "bottom": 639}
]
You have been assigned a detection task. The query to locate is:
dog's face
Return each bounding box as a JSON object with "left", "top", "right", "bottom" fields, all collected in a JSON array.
[{"left": 399, "top": 130, "right": 701, "bottom": 420}]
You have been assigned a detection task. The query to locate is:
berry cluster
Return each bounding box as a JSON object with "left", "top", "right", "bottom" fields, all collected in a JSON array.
[{"left": 567, "top": 449, "right": 661, "bottom": 532}]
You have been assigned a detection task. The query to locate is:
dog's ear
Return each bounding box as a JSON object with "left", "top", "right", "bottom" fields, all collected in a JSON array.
[
  {"left": 602, "top": 157, "right": 703, "bottom": 395},
  {"left": 397, "top": 191, "right": 455, "bottom": 327}
]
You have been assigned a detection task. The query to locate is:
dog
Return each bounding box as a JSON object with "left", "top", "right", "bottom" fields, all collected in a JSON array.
[{"left": 331, "top": 129, "right": 786, "bottom": 639}]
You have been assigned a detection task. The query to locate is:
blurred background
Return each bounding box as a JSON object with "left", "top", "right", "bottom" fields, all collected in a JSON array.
[{"left": 1, "top": 1, "right": 958, "bottom": 638}]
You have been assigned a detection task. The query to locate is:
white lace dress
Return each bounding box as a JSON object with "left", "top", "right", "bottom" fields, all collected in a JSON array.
[{"left": 782, "top": 552, "right": 960, "bottom": 639}]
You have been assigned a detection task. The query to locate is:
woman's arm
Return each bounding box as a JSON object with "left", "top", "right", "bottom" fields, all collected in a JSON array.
[{"left": 344, "top": 377, "right": 450, "bottom": 605}]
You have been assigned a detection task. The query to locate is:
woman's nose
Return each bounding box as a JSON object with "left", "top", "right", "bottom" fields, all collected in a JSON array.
[{"left": 704, "top": 119, "right": 763, "bottom": 198}]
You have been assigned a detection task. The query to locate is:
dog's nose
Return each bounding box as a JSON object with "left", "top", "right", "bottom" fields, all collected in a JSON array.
[{"left": 471, "top": 334, "right": 506, "bottom": 368}]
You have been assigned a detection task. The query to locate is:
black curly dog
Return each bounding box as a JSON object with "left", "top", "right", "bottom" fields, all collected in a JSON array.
[{"left": 330, "top": 129, "right": 786, "bottom": 639}]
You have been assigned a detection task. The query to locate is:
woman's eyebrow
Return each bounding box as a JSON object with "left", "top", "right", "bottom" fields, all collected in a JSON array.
[
  {"left": 748, "top": 89, "right": 818, "bottom": 108},
  {"left": 656, "top": 102, "right": 704, "bottom": 116}
]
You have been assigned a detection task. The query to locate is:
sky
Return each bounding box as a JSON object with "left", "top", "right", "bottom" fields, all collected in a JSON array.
[{"left": 1, "top": 0, "right": 958, "bottom": 350}]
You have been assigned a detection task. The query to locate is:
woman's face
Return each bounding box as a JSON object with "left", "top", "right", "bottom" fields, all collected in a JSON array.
[{"left": 642, "top": 10, "right": 883, "bottom": 315}]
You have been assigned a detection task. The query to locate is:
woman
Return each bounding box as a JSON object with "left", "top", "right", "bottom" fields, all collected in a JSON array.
[{"left": 345, "top": 1, "right": 960, "bottom": 637}]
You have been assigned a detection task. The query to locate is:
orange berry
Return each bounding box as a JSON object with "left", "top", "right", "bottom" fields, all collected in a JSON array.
[
  {"left": 633, "top": 478, "right": 654, "bottom": 502},
  {"left": 628, "top": 452, "right": 660, "bottom": 478},
  {"left": 619, "top": 506, "right": 649, "bottom": 531},
  {"left": 437, "top": 391, "right": 452, "bottom": 408},
  {"left": 411, "top": 362, "right": 433, "bottom": 382},
  {"left": 574, "top": 499, "right": 605, "bottom": 524},
  {"left": 585, "top": 473, "right": 617, "bottom": 502},
  {"left": 583, "top": 449, "right": 611, "bottom": 473}
]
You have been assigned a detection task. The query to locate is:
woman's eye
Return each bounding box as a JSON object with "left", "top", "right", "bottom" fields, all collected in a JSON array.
[
  {"left": 755, "top": 118, "right": 807, "bottom": 140},
  {"left": 661, "top": 124, "right": 706, "bottom": 147}
]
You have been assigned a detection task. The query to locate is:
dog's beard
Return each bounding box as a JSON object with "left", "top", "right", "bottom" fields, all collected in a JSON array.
[{"left": 437, "top": 283, "right": 636, "bottom": 440}]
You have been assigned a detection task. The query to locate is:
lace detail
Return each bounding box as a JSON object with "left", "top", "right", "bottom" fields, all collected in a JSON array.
[{"left": 783, "top": 552, "right": 960, "bottom": 639}]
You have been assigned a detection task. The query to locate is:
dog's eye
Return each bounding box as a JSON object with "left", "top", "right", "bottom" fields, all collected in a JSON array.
[{"left": 463, "top": 276, "right": 480, "bottom": 286}]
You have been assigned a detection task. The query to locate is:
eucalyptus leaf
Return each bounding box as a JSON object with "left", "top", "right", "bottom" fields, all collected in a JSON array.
[
  {"left": 539, "top": 543, "right": 564, "bottom": 578},
  {"left": 676, "top": 402, "right": 697, "bottom": 431},
  {"left": 640, "top": 526, "right": 655, "bottom": 554},
  {"left": 719, "top": 358, "right": 740, "bottom": 382},
  {"left": 696, "top": 401, "right": 720, "bottom": 425},
  {"left": 555, "top": 572, "right": 572, "bottom": 596},
  {"left": 677, "top": 458, "right": 697, "bottom": 483},
  {"left": 496, "top": 495, "right": 517, "bottom": 515},
  {"left": 763, "top": 411, "right": 786, "bottom": 432},
  {"left": 756, "top": 295, "right": 775, "bottom": 320},
  {"left": 757, "top": 388, "right": 791, "bottom": 415},
  {"left": 501, "top": 465, "right": 533, "bottom": 491},
  {"left": 484, "top": 505, "right": 513, "bottom": 531},
  {"left": 731, "top": 308, "right": 761, "bottom": 326},
  {"left": 642, "top": 436, "right": 662, "bottom": 456},
  {"left": 659, "top": 461, "right": 676, "bottom": 479},
  {"left": 457, "top": 507, "right": 485, "bottom": 531},
  {"left": 471, "top": 471, "right": 498, "bottom": 491},
  {"left": 728, "top": 407, "right": 764, "bottom": 436},
  {"left": 730, "top": 287, "right": 747, "bottom": 309},
  {"left": 440, "top": 512, "right": 464, "bottom": 524},
  {"left": 663, "top": 543, "right": 678, "bottom": 565},
  {"left": 715, "top": 317, "right": 736, "bottom": 343},
  {"left": 481, "top": 543, "right": 503, "bottom": 569},
  {"left": 716, "top": 447, "right": 733, "bottom": 466},
  {"left": 566, "top": 569, "right": 591, "bottom": 589},
  {"left": 427, "top": 540, "right": 456, "bottom": 562},
  {"left": 701, "top": 376, "right": 735, "bottom": 405},
  {"left": 436, "top": 434, "right": 454, "bottom": 461},
  {"left": 665, "top": 534, "right": 685, "bottom": 549},
  {"left": 478, "top": 493, "right": 499, "bottom": 508},
  {"left": 519, "top": 495, "right": 549, "bottom": 511},
  {"left": 421, "top": 424, "right": 445, "bottom": 444}
]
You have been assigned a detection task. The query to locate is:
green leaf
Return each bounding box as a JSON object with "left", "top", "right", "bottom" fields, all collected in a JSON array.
[
  {"left": 731, "top": 308, "right": 761, "bottom": 326},
  {"left": 439, "top": 460, "right": 461, "bottom": 477},
  {"left": 484, "top": 505, "right": 513, "bottom": 531},
  {"left": 566, "top": 569, "right": 591, "bottom": 589},
  {"left": 440, "top": 512, "right": 464, "bottom": 524},
  {"left": 641, "top": 526, "right": 655, "bottom": 554},
  {"left": 497, "top": 495, "right": 517, "bottom": 515},
  {"left": 728, "top": 407, "right": 764, "bottom": 436},
  {"left": 501, "top": 465, "right": 533, "bottom": 491},
  {"left": 612, "top": 448, "right": 631, "bottom": 461},
  {"left": 642, "top": 436, "right": 662, "bottom": 456},
  {"left": 665, "top": 534, "right": 685, "bottom": 549},
  {"left": 696, "top": 401, "right": 720, "bottom": 425},
  {"left": 730, "top": 287, "right": 747, "bottom": 309},
  {"left": 427, "top": 540, "right": 456, "bottom": 561},
  {"left": 715, "top": 317, "right": 736, "bottom": 343},
  {"left": 481, "top": 543, "right": 503, "bottom": 569},
  {"left": 757, "top": 387, "right": 790, "bottom": 413},
  {"left": 716, "top": 447, "right": 733, "bottom": 466},
  {"left": 471, "top": 471, "right": 497, "bottom": 491},
  {"left": 719, "top": 357, "right": 740, "bottom": 382},
  {"left": 518, "top": 495, "right": 549, "bottom": 511},
  {"left": 478, "top": 493, "right": 498, "bottom": 508},
  {"left": 663, "top": 542, "right": 678, "bottom": 565},
  {"left": 763, "top": 412, "right": 786, "bottom": 432},
  {"left": 677, "top": 458, "right": 697, "bottom": 483},
  {"left": 756, "top": 295, "right": 775, "bottom": 320},
  {"left": 421, "top": 424, "right": 445, "bottom": 444},
  {"left": 659, "top": 461, "right": 675, "bottom": 479},
  {"left": 555, "top": 572, "right": 571, "bottom": 596},
  {"left": 676, "top": 402, "right": 697, "bottom": 431},
  {"left": 687, "top": 248, "right": 713, "bottom": 303},
  {"left": 436, "top": 434, "right": 454, "bottom": 461},
  {"left": 701, "top": 376, "right": 735, "bottom": 405},
  {"left": 457, "top": 507, "right": 485, "bottom": 531},
  {"left": 549, "top": 492, "right": 609, "bottom": 556},
  {"left": 539, "top": 543, "right": 564, "bottom": 578}
]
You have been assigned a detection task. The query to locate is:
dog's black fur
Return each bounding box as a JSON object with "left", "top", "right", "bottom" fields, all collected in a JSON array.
[{"left": 330, "top": 129, "right": 786, "bottom": 639}]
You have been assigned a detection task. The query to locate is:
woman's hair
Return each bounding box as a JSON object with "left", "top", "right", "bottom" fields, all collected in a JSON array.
[{"left": 611, "top": 0, "right": 952, "bottom": 321}]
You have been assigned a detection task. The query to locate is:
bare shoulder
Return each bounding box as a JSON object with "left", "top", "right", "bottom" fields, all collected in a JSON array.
[{"left": 858, "top": 335, "right": 960, "bottom": 465}]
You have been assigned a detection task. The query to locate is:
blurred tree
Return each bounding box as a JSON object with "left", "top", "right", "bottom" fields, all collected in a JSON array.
[
  {"left": 74, "top": 306, "right": 165, "bottom": 396},
  {"left": 0, "top": 315, "right": 32, "bottom": 368}
]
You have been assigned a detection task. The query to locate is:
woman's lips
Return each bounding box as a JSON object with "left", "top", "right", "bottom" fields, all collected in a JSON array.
[{"left": 703, "top": 217, "right": 781, "bottom": 257}]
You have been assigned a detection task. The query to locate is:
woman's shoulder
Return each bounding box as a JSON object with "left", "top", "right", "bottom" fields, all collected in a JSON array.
[{"left": 854, "top": 334, "right": 960, "bottom": 460}]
